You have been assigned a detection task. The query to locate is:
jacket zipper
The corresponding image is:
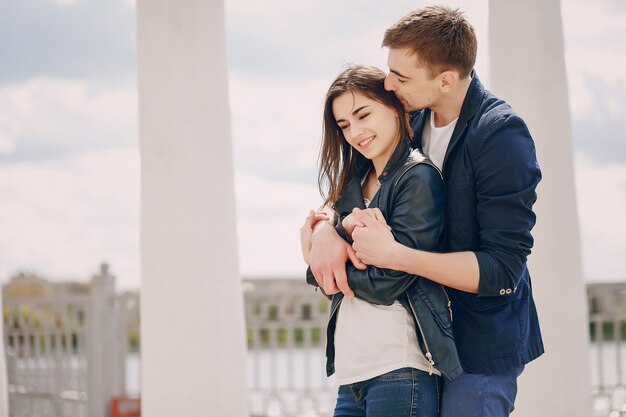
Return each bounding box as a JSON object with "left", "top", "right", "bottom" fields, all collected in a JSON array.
[
  {"left": 407, "top": 299, "right": 435, "bottom": 375},
  {"left": 328, "top": 297, "right": 343, "bottom": 325},
  {"left": 442, "top": 287, "right": 453, "bottom": 322}
]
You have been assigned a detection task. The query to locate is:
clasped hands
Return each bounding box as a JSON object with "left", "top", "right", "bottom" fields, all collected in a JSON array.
[{"left": 300, "top": 207, "right": 397, "bottom": 296}]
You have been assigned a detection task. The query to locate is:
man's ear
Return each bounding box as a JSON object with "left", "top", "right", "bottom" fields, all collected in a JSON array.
[{"left": 440, "top": 70, "right": 459, "bottom": 92}]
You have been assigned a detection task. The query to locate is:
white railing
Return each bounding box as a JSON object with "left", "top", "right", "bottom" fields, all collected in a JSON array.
[
  {"left": 588, "top": 283, "right": 626, "bottom": 417},
  {"left": 2, "top": 264, "right": 125, "bottom": 417},
  {"left": 5, "top": 271, "right": 624, "bottom": 417},
  {"left": 4, "top": 294, "right": 88, "bottom": 417},
  {"left": 243, "top": 279, "right": 335, "bottom": 417}
]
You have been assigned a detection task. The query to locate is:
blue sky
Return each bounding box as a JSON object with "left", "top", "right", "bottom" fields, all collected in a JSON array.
[{"left": 0, "top": 0, "right": 624, "bottom": 289}]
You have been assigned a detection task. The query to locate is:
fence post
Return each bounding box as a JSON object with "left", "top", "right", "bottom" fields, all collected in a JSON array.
[
  {"left": 114, "top": 294, "right": 129, "bottom": 397},
  {"left": 87, "top": 263, "right": 116, "bottom": 417},
  {"left": 0, "top": 291, "right": 7, "bottom": 416}
]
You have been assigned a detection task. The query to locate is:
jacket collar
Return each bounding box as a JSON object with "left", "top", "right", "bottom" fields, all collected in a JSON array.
[
  {"left": 356, "top": 139, "right": 412, "bottom": 182},
  {"left": 335, "top": 139, "right": 411, "bottom": 214},
  {"left": 411, "top": 71, "right": 485, "bottom": 171}
]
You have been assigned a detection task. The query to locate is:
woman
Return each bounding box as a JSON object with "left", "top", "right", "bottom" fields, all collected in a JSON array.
[{"left": 301, "top": 65, "right": 462, "bottom": 417}]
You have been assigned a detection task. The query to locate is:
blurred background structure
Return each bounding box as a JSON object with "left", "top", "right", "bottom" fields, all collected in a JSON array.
[
  {"left": 1, "top": 0, "right": 625, "bottom": 416},
  {"left": 3, "top": 272, "right": 626, "bottom": 417}
]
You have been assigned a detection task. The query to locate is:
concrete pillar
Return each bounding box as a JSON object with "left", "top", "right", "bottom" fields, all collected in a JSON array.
[
  {"left": 489, "top": 1, "right": 592, "bottom": 416},
  {"left": 137, "top": 1, "right": 249, "bottom": 416},
  {"left": 88, "top": 264, "right": 117, "bottom": 417}
]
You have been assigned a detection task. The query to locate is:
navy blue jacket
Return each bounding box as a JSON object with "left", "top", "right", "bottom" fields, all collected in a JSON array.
[
  {"left": 410, "top": 74, "right": 544, "bottom": 374},
  {"left": 307, "top": 141, "right": 463, "bottom": 381}
]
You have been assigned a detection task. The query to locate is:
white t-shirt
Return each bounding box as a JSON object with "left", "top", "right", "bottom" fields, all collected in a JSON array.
[
  {"left": 421, "top": 110, "right": 458, "bottom": 171},
  {"left": 333, "top": 297, "right": 438, "bottom": 386},
  {"left": 333, "top": 196, "right": 440, "bottom": 386}
]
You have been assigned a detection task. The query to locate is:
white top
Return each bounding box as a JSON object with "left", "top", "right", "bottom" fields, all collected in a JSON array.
[
  {"left": 333, "top": 195, "right": 440, "bottom": 386},
  {"left": 421, "top": 110, "right": 458, "bottom": 171}
]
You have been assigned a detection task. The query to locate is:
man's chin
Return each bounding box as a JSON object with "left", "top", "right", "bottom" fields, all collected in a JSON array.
[{"left": 402, "top": 103, "right": 423, "bottom": 113}]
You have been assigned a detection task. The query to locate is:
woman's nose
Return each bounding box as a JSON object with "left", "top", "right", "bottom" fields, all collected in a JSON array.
[{"left": 350, "top": 123, "right": 364, "bottom": 138}]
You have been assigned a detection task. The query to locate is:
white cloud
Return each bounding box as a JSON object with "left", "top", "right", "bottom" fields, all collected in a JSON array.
[
  {"left": 0, "top": 149, "right": 140, "bottom": 289},
  {"left": 0, "top": 131, "right": 14, "bottom": 154},
  {"left": 562, "top": 0, "right": 626, "bottom": 41},
  {"left": 574, "top": 152, "right": 626, "bottom": 281},
  {"left": 0, "top": 149, "right": 322, "bottom": 288},
  {"left": 52, "top": 0, "right": 134, "bottom": 8},
  {"left": 562, "top": 0, "right": 626, "bottom": 118},
  {"left": 0, "top": 77, "right": 137, "bottom": 158},
  {"left": 235, "top": 171, "right": 320, "bottom": 214},
  {"left": 228, "top": 74, "right": 328, "bottom": 176},
  {"left": 53, "top": 0, "right": 81, "bottom": 7},
  {"left": 234, "top": 171, "right": 321, "bottom": 277},
  {"left": 2, "top": 0, "right": 624, "bottom": 290}
]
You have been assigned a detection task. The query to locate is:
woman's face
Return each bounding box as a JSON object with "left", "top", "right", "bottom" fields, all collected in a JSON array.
[{"left": 332, "top": 90, "right": 400, "bottom": 165}]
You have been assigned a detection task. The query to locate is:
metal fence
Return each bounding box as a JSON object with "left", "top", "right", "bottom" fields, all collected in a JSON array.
[
  {"left": 4, "top": 272, "right": 626, "bottom": 417},
  {"left": 243, "top": 279, "right": 335, "bottom": 417},
  {"left": 588, "top": 283, "right": 626, "bottom": 417},
  {"left": 2, "top": 264, "right": 131, "bottom": 417}
]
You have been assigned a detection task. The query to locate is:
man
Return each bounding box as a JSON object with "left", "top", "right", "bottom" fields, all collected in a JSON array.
[{"left": 302, "top": 6, "right": 543, "bottom": 417}]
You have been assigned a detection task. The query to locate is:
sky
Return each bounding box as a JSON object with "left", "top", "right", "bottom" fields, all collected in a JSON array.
[{"left": 0, "top": 0, "right": 624, "bottom": 290}]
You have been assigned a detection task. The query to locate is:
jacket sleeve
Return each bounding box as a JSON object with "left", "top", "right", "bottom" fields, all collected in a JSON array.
[
  {"left": 346, "top": 164, "right": 445, "bottom": 305},
  {"left": 472, "top": 113, "right": 541, "bottom": 297}
]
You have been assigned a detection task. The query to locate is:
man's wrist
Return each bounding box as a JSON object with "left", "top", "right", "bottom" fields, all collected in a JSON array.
[{"left": 388, "top": 242, "right": 417, "bottom": 274}]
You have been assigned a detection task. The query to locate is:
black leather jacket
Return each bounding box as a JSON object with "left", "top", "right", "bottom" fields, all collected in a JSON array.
[{"left": 307, "top": 140, "right": 463, "bottom": 381}]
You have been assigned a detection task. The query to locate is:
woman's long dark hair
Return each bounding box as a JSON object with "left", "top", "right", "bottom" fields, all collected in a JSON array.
[{"left": 319, "top": 65, "right": 412, "bottom": 207}]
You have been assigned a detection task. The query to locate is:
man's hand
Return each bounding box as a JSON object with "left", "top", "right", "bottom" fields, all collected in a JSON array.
[{"left": 352, "top": 208, "right": 399, "bottom": 269}]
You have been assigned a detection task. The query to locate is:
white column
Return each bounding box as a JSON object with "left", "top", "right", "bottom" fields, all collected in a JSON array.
[
  {"left": 489, "top": 1, "right": 592, "bottom": 416},
  {"left": 137, "top": 1, "right": 249, "bottom": 417},
  {"left": 88, "top": 264, "right": 117, "bottom": 417}
]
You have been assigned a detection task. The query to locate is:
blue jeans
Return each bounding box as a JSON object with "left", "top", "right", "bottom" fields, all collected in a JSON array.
[
  {"left": 440, "top": 365, "right": 524, "bottom": 417},
  {"left": 333, "top": 367, "right": 442, "bottom": 417}
]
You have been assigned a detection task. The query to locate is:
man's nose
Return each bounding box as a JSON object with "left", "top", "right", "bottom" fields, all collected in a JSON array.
[{"left": 384, "top": 75, "right": 395, "bottom": 91}]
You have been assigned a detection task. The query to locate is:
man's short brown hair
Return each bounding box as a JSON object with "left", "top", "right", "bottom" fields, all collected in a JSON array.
[{"left": 382, "top": 6, "right": 477, "bottom": 79}]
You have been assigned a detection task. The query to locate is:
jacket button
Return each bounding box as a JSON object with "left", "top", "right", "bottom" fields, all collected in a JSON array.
[
  {"left": 499, "top": 289, "right": 506, "bottom": 295},
  {"left": 505, "top": 288, "right": 512, "bottom": 295}
]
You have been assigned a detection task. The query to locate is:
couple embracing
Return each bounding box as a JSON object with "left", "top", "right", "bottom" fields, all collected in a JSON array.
[{"left": 300, "top": 6, "right": 544, "bottom": 417}]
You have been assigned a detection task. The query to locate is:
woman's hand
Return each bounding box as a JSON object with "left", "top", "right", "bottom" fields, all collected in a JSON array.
[
  {"left": 300, "top": 209, "right": 366, "bottom": 297},
  {"left": 300, "top": 209, "right": 330, "bottom": 265},
  {"left": 341, "top": 208, "right": 365, "bottom": 237}
]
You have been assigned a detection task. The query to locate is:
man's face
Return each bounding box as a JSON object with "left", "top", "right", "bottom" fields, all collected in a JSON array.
[{"left": 385, "top": 47, "right": 441, "bottom": 112}]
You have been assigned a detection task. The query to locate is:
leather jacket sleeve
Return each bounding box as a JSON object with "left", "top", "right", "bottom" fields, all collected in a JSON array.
[{"left": 345, "top": 163, "right": 445, "bottom": 305}]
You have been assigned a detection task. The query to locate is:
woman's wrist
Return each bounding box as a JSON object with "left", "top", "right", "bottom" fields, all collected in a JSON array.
[{"left": 341, "top": 217, "right": 354, "bottom": 236}]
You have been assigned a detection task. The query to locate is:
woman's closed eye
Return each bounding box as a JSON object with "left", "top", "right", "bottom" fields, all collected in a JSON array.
[{"left": 358, "top": 113, "right": 370, "bottom": 120}]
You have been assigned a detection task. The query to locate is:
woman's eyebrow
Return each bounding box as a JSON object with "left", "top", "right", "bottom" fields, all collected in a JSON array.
[
  {"left": 352, "top": 105, "right": 369, "bottom": 115},
  {"left": 336, "top": 105, "right": 370, "bottom": 123}
]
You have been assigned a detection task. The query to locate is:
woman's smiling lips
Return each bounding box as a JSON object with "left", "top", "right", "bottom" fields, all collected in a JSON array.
[{"left": 358, "top": 135, "right": 375, "bottom": 149}]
